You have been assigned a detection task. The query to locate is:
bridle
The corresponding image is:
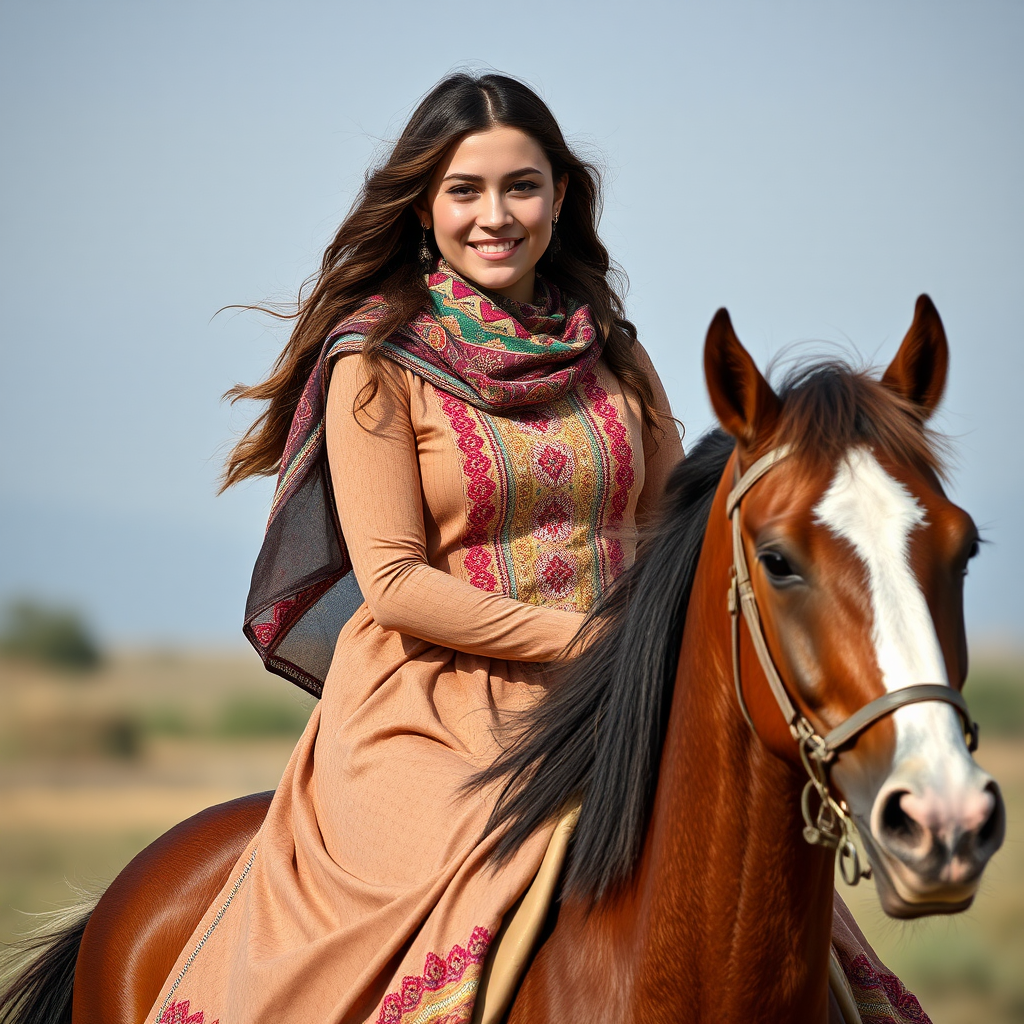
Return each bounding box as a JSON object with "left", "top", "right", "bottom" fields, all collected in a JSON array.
[{"left": 726, "top": 445, "right": 979, "bottom": 885}]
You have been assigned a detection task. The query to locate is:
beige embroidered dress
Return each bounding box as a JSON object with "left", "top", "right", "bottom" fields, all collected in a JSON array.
[{"left": 147, "top": 347, "right": 682, "bottom": 1024}]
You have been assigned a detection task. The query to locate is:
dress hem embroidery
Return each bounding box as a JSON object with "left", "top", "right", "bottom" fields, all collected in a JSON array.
[
  {"left": 376, "top": 926, "right": 492, "bottom": 1024},
  {"left": 835, "top": 948, "right": 931, "bottom": 1023}
]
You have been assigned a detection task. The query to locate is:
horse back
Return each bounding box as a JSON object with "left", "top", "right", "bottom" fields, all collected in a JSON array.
[{"left": 72, "top": 791, "right": 272, "bottom": 1024}]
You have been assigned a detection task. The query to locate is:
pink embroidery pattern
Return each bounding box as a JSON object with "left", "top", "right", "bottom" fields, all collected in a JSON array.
[
  {"left": 251, "top": 597, "right": 297, "bottom": 648},
  {"left": 534, "top": 442, "right": 574, "bottom": 487},
  {"left": 582, "top": 373, "right": 635, "bottom": 579},
  {"left": 157, "top": 1000, "right": 218, "bottom": 1024},
  {"left": 249, "top": 573, "right": 337, "bottom": 651},
  {"left": 838, "top": 951, "right": 931, "bottom": 1023},
  {"left": 439, "top": 392, "right": 498, "bottom": 591},
  {"left": 532, "top": 493, "right": 573, "bottom": 544},
  {"left": 437, "top": 368, "right": 637, "bottom": 611},
  {"left": 517, "top": 409, "right": 552, "bottom": 434},
  {"left": 537, "top": 550, "right": 577, "bottom": 600},
  {"left": 377, "top": 926, "right": 492, "bottom": 1024}
]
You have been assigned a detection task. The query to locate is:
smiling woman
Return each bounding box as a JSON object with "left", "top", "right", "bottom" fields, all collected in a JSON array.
[
  {"left": 126, "top": 72, "right": 682, "bottom": 1024},
  {"left": 416, "top": 127, "right": 567, "bottom": 302},
  {"left": 218, "top": 73, "right": 661, "bottom": 491}
]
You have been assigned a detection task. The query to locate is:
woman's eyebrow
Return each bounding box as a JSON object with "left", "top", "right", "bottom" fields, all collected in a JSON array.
[{"left": 440, "top": 167, "right": 545, "bottom": 184}]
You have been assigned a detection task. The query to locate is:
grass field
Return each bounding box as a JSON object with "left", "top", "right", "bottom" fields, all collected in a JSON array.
[
  {"left": 0, "top": 650, "right": 313, "bottom": 953},
  {"left": 1, "top": 649, "right": 1022, "bottom": 1022}
]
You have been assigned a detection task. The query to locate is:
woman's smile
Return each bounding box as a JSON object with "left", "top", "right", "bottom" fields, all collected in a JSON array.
[
  {"left": 419, "top": 126, "right": 566, "bottom": 303},
  {"left": 467, "top": 237, "right": 524, "bottom": 260}
]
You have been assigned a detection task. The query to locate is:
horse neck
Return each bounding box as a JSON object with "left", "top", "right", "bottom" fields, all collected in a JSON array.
[{"left": 625, "top": 470, "right": 836, "bottom": 1021}]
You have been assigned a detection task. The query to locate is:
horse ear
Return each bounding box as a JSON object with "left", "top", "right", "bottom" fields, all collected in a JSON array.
[
  {"left": 881, "top": 295, "right": 949, "bottom": 418},
  {"left": 704, "top": 308, "right": 781, "bottom": 446}
]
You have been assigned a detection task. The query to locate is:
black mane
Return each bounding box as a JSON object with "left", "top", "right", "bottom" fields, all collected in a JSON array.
[
  {"left": 474, "top": 428, "right": 734, "bottom": 901},
  {"left": 473, "top": 355, "right": 945, "bottom": 902}
]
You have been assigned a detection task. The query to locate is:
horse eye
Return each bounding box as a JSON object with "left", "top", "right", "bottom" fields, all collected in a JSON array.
[
  {"left": 759, "top": 551, "right": 797, "bottom": 581},
  {"left": 963, "top": 539, "right": 980, "bottom": 577}
]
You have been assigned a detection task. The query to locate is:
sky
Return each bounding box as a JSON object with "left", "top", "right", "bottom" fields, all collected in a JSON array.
[{"left": 1, "top": 0, "right": 1021, "bottom": 648}]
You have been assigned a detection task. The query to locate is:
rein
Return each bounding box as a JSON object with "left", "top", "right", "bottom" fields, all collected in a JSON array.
[{"left": 726, "top": 446, "right": 980, "bottom": 885}]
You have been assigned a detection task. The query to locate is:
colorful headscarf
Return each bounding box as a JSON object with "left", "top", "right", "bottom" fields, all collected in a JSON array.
[{"left": 244, "top": 262, "right": 603, "bottom": 694}]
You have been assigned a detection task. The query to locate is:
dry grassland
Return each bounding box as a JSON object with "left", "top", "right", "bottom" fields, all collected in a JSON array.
[{"left": 1, "top": 650, "right": 1021, "bottom": 1023}]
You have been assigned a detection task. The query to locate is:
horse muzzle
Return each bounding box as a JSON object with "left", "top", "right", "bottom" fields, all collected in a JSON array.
[{"left": 860, "top": 766, "right": 1005, "bottom": 919}]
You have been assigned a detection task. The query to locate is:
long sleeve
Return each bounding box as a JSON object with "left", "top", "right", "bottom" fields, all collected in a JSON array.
[
  {"left": 326, "top": 355, "right": 585, "bottom": 662},
  {"left": 633, "top": 343, "right": 685, "bottom": 528}
]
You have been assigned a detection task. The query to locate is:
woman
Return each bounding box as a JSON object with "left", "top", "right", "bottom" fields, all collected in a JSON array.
[
  {"left": 147, "top": 73, "right": 928, "bottom": 1024},
  {"left": 148, "top": 73, "right": 681, "bottom": 1024}
]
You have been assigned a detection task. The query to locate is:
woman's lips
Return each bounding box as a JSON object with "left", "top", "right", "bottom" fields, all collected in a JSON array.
[{"left": 467, "top": 238, "right": 524, "bottom": 262}]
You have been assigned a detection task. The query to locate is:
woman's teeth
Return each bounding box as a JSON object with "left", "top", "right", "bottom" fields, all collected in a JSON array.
[{"left": 473, "top": 240, "right": 519, "bottom": 253}]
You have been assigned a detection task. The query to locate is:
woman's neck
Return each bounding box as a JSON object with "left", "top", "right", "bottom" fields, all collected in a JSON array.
[{"left": 488, "top": 267, "right": 537, "bottom": 306}]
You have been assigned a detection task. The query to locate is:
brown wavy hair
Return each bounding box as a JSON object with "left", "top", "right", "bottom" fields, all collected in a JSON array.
[{"left": 222, "top": 72, "right": 662, "bottom": 489}]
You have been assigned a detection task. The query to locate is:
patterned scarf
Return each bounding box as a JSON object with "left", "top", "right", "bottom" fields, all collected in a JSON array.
[
  {"left": 338, "top": 262, "right": 602, "bottom": 411},
  {"left": 243, "top": 262, "right": 603, "bottom": 694}
]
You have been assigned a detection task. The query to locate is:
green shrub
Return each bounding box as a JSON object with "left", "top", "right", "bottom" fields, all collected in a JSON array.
[
  {"left": 9, "top": 713, "right": 143, "bottom": 761},
  {"left": 98, "top": 714, "right": 142, "bottom": 759},
  {"left": 216, "top": 697, "right": 311, "bottom": 737},
  {"left": 144, "top": 705, "right": 194, "bottom": 736},
  {"left": 0, "top": 599, "right": 102, "bottom": 672},
  {"left": 965, "top": 665, "right": 1024, "bottom": 737}
]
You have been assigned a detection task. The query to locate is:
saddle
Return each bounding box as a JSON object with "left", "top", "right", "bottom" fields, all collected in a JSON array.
[
  {"left": 471, "top": 806, "right": 579, "bottom": 1024},
  {"left": 471, "top": 806, "right": 863, "bottom": 1024}
]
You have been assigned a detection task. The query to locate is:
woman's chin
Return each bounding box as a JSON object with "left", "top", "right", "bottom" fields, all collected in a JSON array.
[{"left": 443, "top": 253, "right": 533, "bottom": 299}]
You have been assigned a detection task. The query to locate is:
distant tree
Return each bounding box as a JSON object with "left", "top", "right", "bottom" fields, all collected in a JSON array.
[{"left": 0, "top": 598, "right": 103, "bottom": 672}]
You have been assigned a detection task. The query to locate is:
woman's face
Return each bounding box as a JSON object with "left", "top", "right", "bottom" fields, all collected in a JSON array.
[{"left": 418, "top": 126, "right": 567, "bottom": 305}]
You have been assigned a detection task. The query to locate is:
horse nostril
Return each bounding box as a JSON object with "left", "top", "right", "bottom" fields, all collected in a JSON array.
[
  {"left": 881, "top": 789, "right": 921, "bottom": 844},
  {"left": 977, "top": 782, "right": 1006, "bottom": 850}
]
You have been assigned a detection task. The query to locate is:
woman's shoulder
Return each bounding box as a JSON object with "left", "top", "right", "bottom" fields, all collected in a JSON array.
[
  {"left": 326, "top": 346, "right": 417, "bottom": 442},
  {"left": 627, "top": 338, "right": 662, "bottom": 381},
  {"left": 329, "top": 347, "right": 412, "bottom": 392},
  {"left": 617, "top": 339, "right": 683, "bottom": 455},
  {"left": 598, "top": 338, "right": 666, "bottom": 404}
]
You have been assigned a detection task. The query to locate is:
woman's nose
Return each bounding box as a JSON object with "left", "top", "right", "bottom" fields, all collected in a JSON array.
[{"left": 478, "top": 190, "right": 514, "bottom": 230}]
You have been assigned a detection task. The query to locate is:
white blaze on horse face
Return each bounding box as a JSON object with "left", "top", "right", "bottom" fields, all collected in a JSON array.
[{"left": 813, "top": 447, "right": 967, "bottom": 767}]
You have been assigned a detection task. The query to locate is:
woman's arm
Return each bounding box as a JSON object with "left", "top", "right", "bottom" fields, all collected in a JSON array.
[
  {"left": 633, "top": 343, "right": 685, "bottom": 527},
  {"left": 326, "top": 355, "right": 585, "bottom": 662}
]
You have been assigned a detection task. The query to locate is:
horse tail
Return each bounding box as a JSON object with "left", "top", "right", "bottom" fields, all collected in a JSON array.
[{"left": 0, "top": 898, "right": 96, "bottom": 1024}]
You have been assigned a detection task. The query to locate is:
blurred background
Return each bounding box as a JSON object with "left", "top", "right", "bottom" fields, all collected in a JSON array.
[{"left": 1, "top": 1, "right": 1021, "bottom": 1020}]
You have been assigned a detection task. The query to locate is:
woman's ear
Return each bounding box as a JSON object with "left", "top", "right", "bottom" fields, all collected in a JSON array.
[
  {"left": 553, "top": 174, "right": 568, "bottom": 217},
  {"left": 413, "top": 196, "right": 432, "bottom": 231}
]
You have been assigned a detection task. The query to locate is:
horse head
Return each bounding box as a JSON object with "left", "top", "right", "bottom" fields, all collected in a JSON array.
[{"left": 704, "top": 295, "right": 1005, "bottom": 918}]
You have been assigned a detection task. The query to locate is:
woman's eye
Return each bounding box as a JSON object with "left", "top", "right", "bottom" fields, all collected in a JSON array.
[
  {"left": 509, "top": 180, "right": 539, "bottom": 193},
  {"left": 759, "top": 551, "right": 797, "bottom": 581},
  {"left": 447, "top": 185, "right": 477, "bottom": 196}
]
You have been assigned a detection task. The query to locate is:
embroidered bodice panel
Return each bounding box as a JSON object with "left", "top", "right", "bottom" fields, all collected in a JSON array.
[{"left": 416, "top": 362, "right": 645, "bottom": 614}]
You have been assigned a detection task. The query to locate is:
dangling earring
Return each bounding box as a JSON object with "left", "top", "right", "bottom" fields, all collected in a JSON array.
[
  {"left": 548, "top": 211, "right": 561, "bottom": 256},
  {"left": 419, "top": 225, "right": 434, "bottom": 269}
]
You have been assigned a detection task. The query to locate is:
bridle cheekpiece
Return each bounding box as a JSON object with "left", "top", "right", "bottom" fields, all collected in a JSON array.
[{"left": 726, "top": 445, "right": 979, "bottom": 885}]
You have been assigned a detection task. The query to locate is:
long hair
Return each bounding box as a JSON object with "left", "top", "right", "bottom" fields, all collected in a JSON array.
[{"left": 222, "top": 72, "right": 661, "bottom": 488}]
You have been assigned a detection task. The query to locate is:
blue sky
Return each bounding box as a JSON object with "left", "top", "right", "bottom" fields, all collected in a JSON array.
[{"left": 1, "top": 0, "right": 1021, "bottom": 647}]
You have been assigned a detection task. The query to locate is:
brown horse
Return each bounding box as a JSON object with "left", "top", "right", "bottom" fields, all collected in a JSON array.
[{"left": 1, "top": 296, "right": 1004, "bottom": 1024}]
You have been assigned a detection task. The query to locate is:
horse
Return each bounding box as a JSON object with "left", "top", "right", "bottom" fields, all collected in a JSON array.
[{"left": 0, "top": 295, "right": 1004, "bottom": 1024}]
